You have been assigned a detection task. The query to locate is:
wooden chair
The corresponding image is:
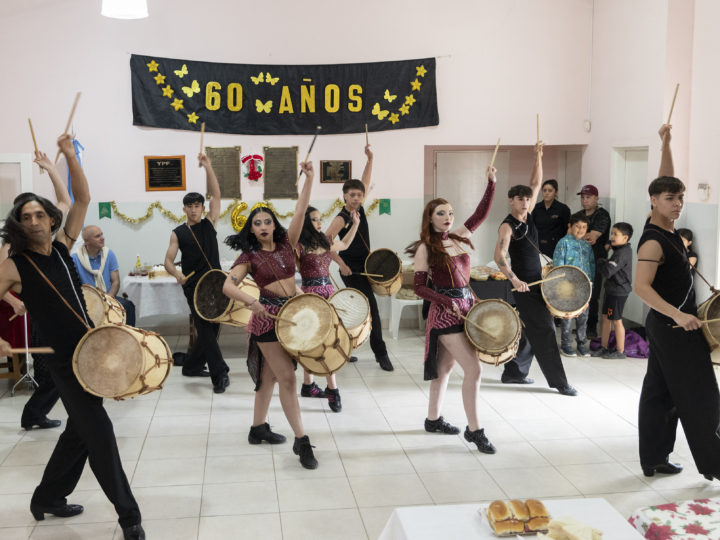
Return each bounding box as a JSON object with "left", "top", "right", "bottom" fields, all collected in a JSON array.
[{"left": 0, "top": 353, "right": 26, "bottom": 384}]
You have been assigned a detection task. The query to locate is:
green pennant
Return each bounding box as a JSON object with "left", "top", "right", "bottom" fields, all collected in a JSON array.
[
  {"left": 379, "top": 199, "right": 391, "bottom": 215},
  {"left": 99, "top": 202, "right": 112, "bottom": 219}
]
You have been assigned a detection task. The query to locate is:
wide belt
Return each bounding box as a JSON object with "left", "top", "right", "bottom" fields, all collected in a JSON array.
[{"left": 302, "top": 276, "right": 332, "bottom": 287}]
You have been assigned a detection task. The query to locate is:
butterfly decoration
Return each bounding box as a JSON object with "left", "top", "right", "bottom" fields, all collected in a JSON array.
[
  {"left": 265, "top": 72, "right": 279, "bottom": 86},
  {"left": 182, "top": 80, "right": 200, "bottom": 97},
  {"left": 250, "top": 72, "right": 264, "bottom": 85},
  {"left": 174, "top": 64, "right": 188, "bottom": 78},
  {"left": 384, "top": 89, "right": 397, "bottom": 103},
  {"left": 255, "top": 99, "right": 273, "bottom": 113},
  {"left": 372, "top": 102, "right": 389, "bottom": 120}
]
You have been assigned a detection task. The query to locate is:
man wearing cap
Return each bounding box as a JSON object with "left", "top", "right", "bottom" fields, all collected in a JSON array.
[{"left": 572, "top": 185, "right": 611, "bottom": 337}]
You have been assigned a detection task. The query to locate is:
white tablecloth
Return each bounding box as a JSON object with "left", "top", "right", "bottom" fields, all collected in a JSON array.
[
  {"left": 122, "top": 276, "right": 190, "bottom": 320},
  {"left": 379, "top": 498, "right": 643, "bottom": 539}
]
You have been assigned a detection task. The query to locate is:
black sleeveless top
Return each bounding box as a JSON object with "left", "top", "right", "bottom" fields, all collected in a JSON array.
[
  {"left": 638, "top": 224, "right": 696, "bottom": 324},
  {"left": 11, "top": 241, "right": 93, "bottom": 359},
  {"left": 173, "top": 218, "right": 220, "bottom": 291},
  {"left": 336, "top": 206, "right": 370, "bottom": 272},
  {"left": 502, "top": 214, "right": 542, "bottom": 282}
]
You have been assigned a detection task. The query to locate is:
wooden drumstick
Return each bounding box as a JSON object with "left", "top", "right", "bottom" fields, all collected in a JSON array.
[
  {"left": 667, "top": 83, "right": 680, "bottom": 125},
  {"left": 265, "top": 312, "right": 298, "bottom": 326},
  {"left": 365, "top": 123, "right": 369, "bottom": 145},
  {"left": 536, "top": 113, "right": 540, "bottom": 144},
  {"left": 672, "top": 317, "right": 720, "bottom": 329},
  {"left": 28, "top": 118, "right": 45, "bottom": 175},
  {"left": 511, "top": 272, "right": 566, "bottom": 291},
  {"left": 489, "top": 138, "right": 501, "bottom": 169},
  {"left": 198, "top": 122, "right": 205, "bottom": 167},
  {"left": 184, "top": 271, "right": 196, "bottom": 280},
  {"left": 8, "top": 314, "right": 18, "bottom": 321},
  {"left": 54, "top": 91, "right": 82, "bottom": 163},
  {"left": 9, "top": 347, "right": 54, "bottom": 354},
  {"left": 299, "top": 125, "right": 322, "bottom": 178},
  {"left": 356, "top": 272, "right": 383, "bottom": 278}
]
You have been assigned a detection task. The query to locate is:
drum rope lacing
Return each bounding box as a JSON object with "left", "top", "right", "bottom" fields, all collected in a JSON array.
[
  {"left": 294, "top": 320, "right": 350, "bottom": 376},
  {"left": 112, "top": 325, "right": 172, "bottom": 400}
]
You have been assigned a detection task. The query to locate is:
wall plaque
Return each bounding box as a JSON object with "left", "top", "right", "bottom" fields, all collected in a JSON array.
[
  {"left": 263, "top": 146, "right": 298, "bottom": 199},
  {"left": 145, "top": 155, "right": 186, "bottom": 191},
  {"left": 205, "top": 146, "right": 242, "bottom": 198}
]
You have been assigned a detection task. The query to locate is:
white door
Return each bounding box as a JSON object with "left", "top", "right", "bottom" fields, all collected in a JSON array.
[{"left": 435, "top": 150, "right": 511, "bottom": 267}]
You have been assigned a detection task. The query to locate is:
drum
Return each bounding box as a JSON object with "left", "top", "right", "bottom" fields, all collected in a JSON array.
[
  {"left": 464, "top": 299, "right": 521, "bottom": 366},
  {"left": 82, "top": 284, "right": 126, "bottom": 326},
  {"left": 365, "top": 249, "right": 402, "bottom": 296},
  {"left": 698, "top": 292, "right": 720, "bottom": 364},
  {"left": 541, "top": 265, "right": 592, "bottom": 319},
  {"left": 194, "top": 269, "right": 260, "bottom": 327},
  {"left": 73, "top": 324, "right": 172, "bottom": 399},
  {"left": 541, "top": 263, "right": 553, "bottom": 279},
  {"left": 329, "top": 288, "right": 371, "bottom": 349},
  {"left": 276, "top": 294, "right": 352, "bottom": 376}
]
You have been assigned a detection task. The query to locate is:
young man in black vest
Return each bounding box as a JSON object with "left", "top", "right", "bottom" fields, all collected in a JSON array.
[
  {"left": 0, "top": 135, "right": 144, "bottom": 540},
  {"left": 164, "top": 153, "right": 230, "bottom": 393},
  {"left": 326, "top": 144, "right": 393, "bottom": 371},
  {"left": 493, "top": 142, "right": 577, "bottom": 396},
  {"left": 634, "top": 124, "right": 720, "bottom": 481}
]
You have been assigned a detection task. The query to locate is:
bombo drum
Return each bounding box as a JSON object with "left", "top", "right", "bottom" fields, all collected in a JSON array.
[
  {"left": 365, "top": 249, "right": 402, "bottom": 296},
  {"left": 73, "top": 325, "right": 172, "bottom": 399},
  {"left": 276, "top": 294, "right": 352, "bottom": 376},
  {"left": 194, "top": 269, "right": 260, "bottom": 327},
  {"left": 698, "top": 292, "right": 720, "bottom": 366},
  {"left": 82, "top": 284, "right": 126, "bottom": 326},
  {"left": 464, "top": 299, "right": 521, "bottom": 366},
  {"left": 329, "top": 288, "right": 371, "bottom": 349},
  {"left": 541, "top": 265, "right": 591, "bottom": 319}
]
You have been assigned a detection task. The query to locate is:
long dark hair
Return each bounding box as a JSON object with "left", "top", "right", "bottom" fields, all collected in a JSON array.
[
  {"left": 1, "top": 194, "right": 63, "bottom": 255},
  {"left": 405, "top": 198, "right": 474, "bottom": 267},
  {"left": 298, "top": 206, "right": 331, "bottom": 252},
  {"left": 224, "top": 207, "right": 287, "bottom": 252}
]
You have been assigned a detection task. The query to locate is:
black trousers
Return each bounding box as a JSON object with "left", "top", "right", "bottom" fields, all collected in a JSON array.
[
  {"left": 34, "top": 357, "right": 140, "bottom": 528},
  {"left": 501, "top": 287, "right": 569, "bottom": 388},
  {"left": 639, "top": 311, "right": 720, "bottom": 474},
  {"left": 586, "top": 272, "right": 602, "bottom": 333},
  {"left": 501, "top": 327, "right": 533, "bottom": 379},
  {"left": 116, "top": 296, "right": 136, "bottom": 327},
  {"left": 21, "top": 355, "right": 59, "bottom": 426},
  {"left": 182, "top": 288, "right": 229, "bottom": 383},
  {"left": 340, "top": 274, "right": 387, "bottom": 357}
]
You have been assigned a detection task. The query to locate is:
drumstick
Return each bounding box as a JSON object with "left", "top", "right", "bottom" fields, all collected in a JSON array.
[
  {"left": 28, "top": 118, "right": 45, "bottom": 175},
  {"left": 365, "top": 123, "right": 369, "bottom": 145},
  {"left": 265, "top": 312, "right": 297, "bottom": 326},
  {"left": 456, "top": 312, "right": 493, "bottom": 338},
  {"left": 54, "top": 92, "right": 82, "bottom": 163},
  {"left": 672, "top": 317, "right": 720, "bottom": 329},
  {"left": 8, "top": 314, "right": 18, "bottom": 321},
  {"left": 489, "top": 138, "right": 501, "bottom": 169},
  {"left": 198, "top": 122, "right": 205, "bottom": 167},
  {"left": 667, "top": 83, "right": 680, "bottom": 125},
  {"left": 511, "top": 272, "right": 566, "bottom": 291},
  {"left": 536, "top": 113, "right": 540, "bottom": 144},
  {"left": 9, "top": 347, "right": 54, "bottom": 354},
  {"left": 299, "top": 125, "right": 322, "bottom": 179},
  {"left": 184, "top": 271, "right": 196, "bottom": 280},
  {"left": 356, "top": 272, "right": 383, "bottom": 278}
]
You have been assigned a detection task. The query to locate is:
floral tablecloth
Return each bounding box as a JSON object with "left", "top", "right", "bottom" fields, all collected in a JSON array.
[{"left": 629, "top": 498, "right": 720, "bottom": 539}]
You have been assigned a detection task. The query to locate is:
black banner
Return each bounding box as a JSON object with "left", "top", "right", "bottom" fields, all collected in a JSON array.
[{"left": 131, "top": 54, "right": 438, "bottom": 135}]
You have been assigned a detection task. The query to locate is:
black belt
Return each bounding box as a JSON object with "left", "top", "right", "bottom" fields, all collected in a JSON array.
[
  {"left": 434, "top": 286, "right": 473, "bottom": 301},
  {"left": 259, "top": 296, "right": 291, "bottom": 307},
  {"left": 302, "top": 276, "right": 331, "bottom": 287}
]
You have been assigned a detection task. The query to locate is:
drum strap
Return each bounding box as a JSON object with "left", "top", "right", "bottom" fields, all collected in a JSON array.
[
  {"left": 21, "top": 253, "right": 91, "bottom": 330},
  {"left": 259, "top": 250, "right": 295, "bottom": 298},
  {"left": 186, "top": 223, "right": 214, "bottom": 271}
]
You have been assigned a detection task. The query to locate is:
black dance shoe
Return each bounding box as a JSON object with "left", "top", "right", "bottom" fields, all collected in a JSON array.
[
  {"left": 424, "top": 416, "right": 461, "bottom": 434},
  {"left": 556, "top": 384, "right": 578, "bottom": 396},
  {"left": 31, "top": 502, "right": 84, "bottom": 520},
  {"left": 293, "top": 435, "right": 318, "bottom": 469},
  {"left": 349, "top": 356, "right": 358, "bottom": 363},
  {"left": 500, "top": 376, "right": 535, "bottom": 385},
  {"left": 464, "top": 426, "right": 496, "bottom": 454},
  {"left": 22, "top": 417, "right": 61, "bottom": 430},
  {"left": 703, "top": 474, "right": 720, "bottom": 482},
  {"left": 213, "top": 374, "right": 230, "bottom": 394},
  {"left": 248, "top": 423, "right": 286, "bottom": 445},
  {"left": 325, "top": 387, "right": 342, "bottom": 413},
  {"left": 643, "top": 460, "right": 683, "bottom": 477},
  {"left": 123, "top": 523, "right": 146, "bottom": 540},
  {"left": 376, "top": 354, "right": 394, "bottom": 371},
  {"left": 300, "top": 382, "right": 326, "bottom": 398}
]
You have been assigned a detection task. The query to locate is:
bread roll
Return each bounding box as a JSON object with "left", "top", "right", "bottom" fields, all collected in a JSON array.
[
  {"left": 526, "top": 498, "right": 550, "bottom": 518},
  {"left": 508, "top": 499, "right": 530, "bottom": 521},
  {"left": 487, "top": 500, "right": 511, "bottom": 523},
  {"left": 527, "top": 516, "right": 550, "bottom": 532},
  {"left": 493, "top": 519, "right": 525, "bottom": 535}
]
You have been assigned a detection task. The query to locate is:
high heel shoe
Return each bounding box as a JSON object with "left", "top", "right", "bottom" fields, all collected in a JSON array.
[{"left": 30, "top": 502, "right": 84, "bottom": 520}]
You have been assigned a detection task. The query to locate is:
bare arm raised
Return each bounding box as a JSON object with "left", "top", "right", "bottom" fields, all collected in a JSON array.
[
  {"left": 361, "top": 145, "right": 373, "bottom": 194},
  {"left": 34, "top": 152, "right": 72, "bottom": 217},
  {"left": 55, "top": 135, "right": 90, "bottom": 251},
  {"left": 199, "top": 153, "right": 221, "bottom": 227},
  {"left": 453, "top": 166, "right": 496, "bottom": 239},
  {"left": 287, "top": 161, "right": 315, "bottom": 247},
  {"left": 658, "top": 124, "right": 674, "bottom": 178},
  {"left": 529, "top": 142, "right": 544, "bottom": 204}
]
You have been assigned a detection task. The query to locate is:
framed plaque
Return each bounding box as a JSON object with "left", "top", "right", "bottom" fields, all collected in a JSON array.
[
  {"left": 145, "top": 155, "right": 186, "bottom": 191},
  {"left": 320, "top": 160, "right": 352, "bottom": 183},
  {"left": 205, "top": 146, "right": 242, "bottom": 198},
  {"left": 263, "top": 146, "right": 298, "bottom": 199}
]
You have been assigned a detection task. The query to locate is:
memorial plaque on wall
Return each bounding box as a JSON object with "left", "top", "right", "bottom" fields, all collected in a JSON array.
[
  {"left": 145, "top": 155, "right": 186, "bottom": 191},
  {"left": 263, "top": 146, "right": 298, "bottom": 199},
  {"left": 205, "top": 146, "right": 242, "bottom": 198}
]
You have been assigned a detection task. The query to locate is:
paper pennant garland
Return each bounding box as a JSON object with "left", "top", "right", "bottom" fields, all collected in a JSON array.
[{"left": 99, "top": 202, "right": 112, "bottom": 219}]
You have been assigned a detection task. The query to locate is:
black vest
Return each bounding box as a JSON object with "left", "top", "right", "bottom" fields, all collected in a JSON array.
[
  {"left": 173, "top": 218, "right": 221, "bottom": 290},
  {"left": 502, "top": 213, "right": 542, "bottom": 283},
  {"left": 337, "top": 206, "right": 370, "bottom": 272}
]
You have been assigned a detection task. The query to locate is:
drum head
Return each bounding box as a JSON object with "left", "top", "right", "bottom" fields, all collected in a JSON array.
[
  {"left": 74, "top": 326, "right": 142, "bottom": 398},
  {"left": 81, "top": 286, "right": 105, "bottom": 326},
  {"left": 542, "top": 265, "right": 591, "bottom": 313},
  {"left": 277, "top": 295, "right": 335, "bottom": 351},
  {"left": 465, "top": 300, "right": 520, "bottom": 353},
  {"left": 195, "top": 270, "right": 231, "bottom": 319},
  {"left": 701, "top": 294, "right": 720, "bottom": 344},
  {"left": 365, "top": 249, "right": 401, "bottom": 281},
  {"left": 329, "top": 288, "right": 369, "bottom": 328}
]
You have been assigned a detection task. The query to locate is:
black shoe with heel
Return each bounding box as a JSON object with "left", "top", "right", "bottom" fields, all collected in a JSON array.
[
  {"left": 30, "top": 502, "right": 84, "bottom": 521},
  {"left": 424, "top": 416, "right": 460, "bottom": 434},
  {"left": 642, "top": 460, "right": 683, "bottom": 477},
  {"left": 376, "top": 354, "right": 394, "bottom": 371},
  {"left": 122, "top": 524, "right": 146, "bottom": 540},
  {"left": 248, "top": 423, "right": 286, "bottom": 445},
  {"left": 464, "top": 426, "right": 496, "bottom": 454},
  {"left": 325, "top": 387, "right": 342, "bottom": 412},
  {"left": 293, "top": 435, "right": 318, "bottom": 469},
  {"left": 22, "top": 417, "right": 61, "bottom": 430}
]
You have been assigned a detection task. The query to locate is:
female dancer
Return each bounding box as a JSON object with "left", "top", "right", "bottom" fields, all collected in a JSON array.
[
  {"left": 222, "top": 161, "right": 318, "bottom": 469},
  {"left": 297, "top": 206, "right": 360, "bottom": 412},
  {"left": 405, "top": 166, "right": 497, "bottom": 454}
]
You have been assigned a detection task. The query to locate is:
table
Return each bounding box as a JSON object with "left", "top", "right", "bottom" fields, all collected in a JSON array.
[
  {"left": 378, "top": 498, "right": 644, "bottom": 539},
  {"left": 122, "top": 276, "right": 190, "bottom": 320}
]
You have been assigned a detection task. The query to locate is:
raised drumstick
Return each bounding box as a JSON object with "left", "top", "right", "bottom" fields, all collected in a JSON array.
[
  {"left": 54, "top": 92, "right": 82, "bottom": 163},
  {"left": 667, "top": 83, "right": 680, "bottom": 125},
  {"left": 489, "top": 138, "right": 501, "bottom": 169},
  {"left": 365, "top": 123, "right": 369, "bottom": 145},
  {"left": 511, "top": 272, "right": 566, "bottom": 292},
  {"left": 199, "top": 122, "right": 205, "bottom": 167},
  {"left": 299, "top": 125, "right": 322, "bottom": 179},
  {"left": 28, "top": 118, "right": 45, "bottom": 175},
  {"left": 536, "top": 113, "right": 540, "bottom": 144},
  {"left": 9, "top": 347, "right": 54, "bottom": 354}
]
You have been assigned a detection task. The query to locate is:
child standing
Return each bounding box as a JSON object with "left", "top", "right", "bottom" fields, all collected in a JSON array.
[
  {"left": 592, "top": 222, "right": 633, "bottom": 359},
  {"left": 553, "top": 215, "right": 595, "bottom": 357}
]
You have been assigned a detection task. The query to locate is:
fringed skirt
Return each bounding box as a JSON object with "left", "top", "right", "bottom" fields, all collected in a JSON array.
[
  {"left": 247, "top": 296, "right": 296, "bottom": 391},
  {"left": 424, "top": 286, "right": 474, "bottom": 381}
]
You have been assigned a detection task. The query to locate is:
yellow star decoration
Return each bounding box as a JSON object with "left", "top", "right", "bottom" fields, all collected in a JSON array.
[
  {"left": 399, "top": 104, "right": 410, "bottom": 116},
  {"left": 404, "top": 94, "right": 416, "bottom": 106},
  {"left": 153, "top": 73, "right": 166, "bottom": 85},
  {"left": 187, "top": 112, "right": 199, "bottom": 124},
  {"left": 147, "top": 60, "right": 159, "bottom": 72},
  {"left": 170, "top": 98, "right": 184, "bottom": 111},
  {"left": 162, "top": 85, "right": 174, "bottom": 98},
  {"left": 416, "top": 65, "right": 427, "bottom": 77},
  {"left": 388, "top": 113, "right": 400, "bottom": 125},
  {"left": 410, "top": 79, "right": 422, "bottom": 91}
]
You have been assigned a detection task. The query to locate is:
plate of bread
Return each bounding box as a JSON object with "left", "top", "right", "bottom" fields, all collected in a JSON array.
[{"left": 485, "top": 499, "right": 550, "bottom": 535}]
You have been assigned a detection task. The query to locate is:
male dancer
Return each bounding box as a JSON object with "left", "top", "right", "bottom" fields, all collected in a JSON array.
[
  {"left": 493, "top": 142, "right": 577, "bottom": 396},
  {"left": 163, "top": 153, "right": 229, "bottom": 393},
  {"left": 326, "top": 144, "right": 393, "bottom": 371},
  {"left": 634, "top": 124, "right": 720, "bottom": 480},
  {"left": 0, "top": 135, "right": 144, "bottom": 539}
]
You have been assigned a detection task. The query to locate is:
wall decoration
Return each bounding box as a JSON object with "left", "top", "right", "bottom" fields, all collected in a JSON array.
[
  {"left": 205, "top": 146, "right": 242, "bottom": 198},
  {"left": 144, "top": 155, "right": 185, "bottom": 191},
  {"left": 320, "top": 160, "right": 352, "bottom": 183},
  {"left": 263, "top": 146, "right": 298, "bottom": 200}
]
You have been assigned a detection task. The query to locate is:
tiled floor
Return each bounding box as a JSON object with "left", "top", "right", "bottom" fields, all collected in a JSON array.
[{"left": 1, "top": 326, "right": 719, "bottom": 539}]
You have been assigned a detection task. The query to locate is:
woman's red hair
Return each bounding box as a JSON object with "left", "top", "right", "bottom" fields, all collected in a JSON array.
[{"left": 405, "top": 198, "right": 474, "bottom": 267}]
